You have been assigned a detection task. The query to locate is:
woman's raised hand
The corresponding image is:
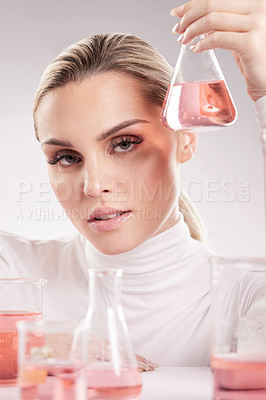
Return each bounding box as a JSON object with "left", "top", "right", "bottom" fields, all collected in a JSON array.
[{"left": 171, "top": 0, "right": 266, "bottom": 102}]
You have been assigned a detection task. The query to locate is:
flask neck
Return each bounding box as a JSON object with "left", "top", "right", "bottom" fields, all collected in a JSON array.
[
  {"left": 85, "top": 268, "right": 138, "bottom": 370},
  {"left": 87, "top": 269, "right": 122, "bottom": 313},
  {"left": 173, "top": 37, "right": 224, "bottom": 84}
]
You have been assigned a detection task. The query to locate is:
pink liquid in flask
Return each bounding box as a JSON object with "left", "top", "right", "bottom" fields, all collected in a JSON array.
[
  {"left": 87, "top": 366, "right": 142, "bottom": 400},
  {"left": 161, "top": 80, "right": 237, "bottom": 132}
]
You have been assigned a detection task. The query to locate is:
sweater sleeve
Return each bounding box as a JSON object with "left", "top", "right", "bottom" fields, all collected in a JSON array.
[
  {"left": 254, "top": 96, "right": 266, "bottom": 257},
  {"left": 255, "top": 95, "right": 266, "bottom": 151},
  {"left": 0, "top": 235, "right": 9, "bottom": 276}
]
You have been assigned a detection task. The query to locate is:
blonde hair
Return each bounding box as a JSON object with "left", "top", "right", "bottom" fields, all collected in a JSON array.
[{"left": 33, "top": 33, "right": 206, "bottom": 242}]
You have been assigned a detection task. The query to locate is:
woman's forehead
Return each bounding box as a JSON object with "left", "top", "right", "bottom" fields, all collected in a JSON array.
[
  {"left": 36, "top": 73, "right": 159, "bottom": 142},
  {"left": 38, "top": 72, "right": 147, "bottom": 116}
]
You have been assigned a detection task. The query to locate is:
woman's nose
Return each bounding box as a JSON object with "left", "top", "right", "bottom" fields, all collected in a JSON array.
[
  {"left": 84, "top": 179, "right": 111, "bottom": 198},
  {"left": 82, "top": 161, "right": 112, "bottom": 198}
]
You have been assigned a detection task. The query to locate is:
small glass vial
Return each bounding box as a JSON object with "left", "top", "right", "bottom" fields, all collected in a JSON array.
[{"left": 161, "top": 37, "right": 237, "bottom": 132}]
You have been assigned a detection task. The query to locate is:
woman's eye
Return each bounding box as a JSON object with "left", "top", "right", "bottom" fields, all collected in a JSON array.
[
  {"left": 48, "top": 154, "right": 82, "bottom": 167},
  {"left": 110, "top": 136, "right": 143, "bottom": 154},
  {"left": 117, "top": 140, "right": 132, "bottom": 151},
  {"left": 60, "top": 155, "right": 81, "bottom": 165}
]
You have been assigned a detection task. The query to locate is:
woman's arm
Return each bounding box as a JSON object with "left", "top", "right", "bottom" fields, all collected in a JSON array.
[{"left": 171, "top": 0, "right": 266, "bottom": 102}]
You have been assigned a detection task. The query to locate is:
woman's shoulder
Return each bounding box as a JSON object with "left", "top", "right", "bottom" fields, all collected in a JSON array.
[
  {"left": 0, "top": 229, "right": 86, "bottom": 263},
  {"left": 0, "top": 229, "right": 87, "bottom": 278},
  {"left": 0, "top": 229, "right": 82, "bottom": 248}
]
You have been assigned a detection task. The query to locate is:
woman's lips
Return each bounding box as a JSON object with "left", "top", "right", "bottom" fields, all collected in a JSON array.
[{"left": 88, "top": 211, "right": 132, "bottom": 232}]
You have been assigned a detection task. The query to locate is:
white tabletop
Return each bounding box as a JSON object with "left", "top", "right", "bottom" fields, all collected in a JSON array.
[
  {"left": 0, "top": 367, "right": 213, "bottom": 400},
  {"left": 141, "top": 367, "right": 213, "bottom": 400}
]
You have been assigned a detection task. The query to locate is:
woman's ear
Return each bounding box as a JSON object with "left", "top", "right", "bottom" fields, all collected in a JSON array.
[{"left": 176, "top": 131, "right": 198, "bottom": 164}]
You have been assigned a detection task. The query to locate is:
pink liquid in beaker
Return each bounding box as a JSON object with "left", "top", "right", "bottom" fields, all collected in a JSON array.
[
  {"left": 0, "top": 310, "right": 42, "bottom": 385},
  {"left": 20, "top": 363, "right": 86, "bottom": 400},
  {"left": 212, "top": 356, "right": 266, "bottom": 400},
  {"left": 161, "top": 80, "right": 237, "bottom": 132}
]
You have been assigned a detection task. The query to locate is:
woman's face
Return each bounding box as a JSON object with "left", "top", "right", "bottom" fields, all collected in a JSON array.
[{"left": 36, "top": 72, "right": 190, "bottom": 254}]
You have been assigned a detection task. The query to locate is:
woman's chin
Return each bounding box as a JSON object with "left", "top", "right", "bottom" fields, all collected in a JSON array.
[
  {"left": 84, "top": 229, "right": 147, "bottom": 256},
  {"left": 90, "top": 237, "right": 141, "bottom": 255}
]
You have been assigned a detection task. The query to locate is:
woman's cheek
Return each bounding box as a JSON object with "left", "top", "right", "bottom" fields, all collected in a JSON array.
[
  {"left": 130, "top": 149, "right": 175, "bottom": 204},
  {"left": 48, "top": 171, "right": 75, "bottom": 205}
]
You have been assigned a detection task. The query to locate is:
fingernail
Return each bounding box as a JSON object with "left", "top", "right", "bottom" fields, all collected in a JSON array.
[
  {"left": 177, "top": 33, "right": 184, "bottom": 43},
  {"left": 172, "top": 22, "right": 180, "bottom": 33},
  {"left": 190, "top": 43, "right": 199, "bottom": 52},
  {"left": 138, "top": 362, "right": 150, "bottom": 371},
  {"left": 146, "top": 361, "right": 159, "bottom": 368}
]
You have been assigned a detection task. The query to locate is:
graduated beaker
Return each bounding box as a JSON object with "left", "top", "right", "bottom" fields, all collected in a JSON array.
[
  {"left": 161, "top": 38, "right": 237, "bottom": 132},
  {"left": 85, "top": 268, "right": 142, "bottom": 400},
  {"left": 0, "top": 278, "right": 46, "bottom": 385},
  {"left": 17, "top": 320, "right": 87, "bottom": 400},
  {"left": 210, "top": 257, "right": 266, "bottom": 400}
]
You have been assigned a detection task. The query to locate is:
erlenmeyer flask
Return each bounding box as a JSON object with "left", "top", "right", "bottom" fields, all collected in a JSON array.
[
  {"left": 85, "top": 268, "right": 142, "bottom": 400},
  {"left": 161, "top": 37, "right": 237, "bottom": 132}
]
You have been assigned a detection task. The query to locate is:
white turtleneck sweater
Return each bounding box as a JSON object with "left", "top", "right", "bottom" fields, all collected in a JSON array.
[
  {"left": 84, "top": 213, "right": 212, "bottom": 366},
  {"left": 1, "top": 96, "right": 266, "bottom": 367},
  {"left": 0, "top": 214, "right": 212, "bottom": 366}
]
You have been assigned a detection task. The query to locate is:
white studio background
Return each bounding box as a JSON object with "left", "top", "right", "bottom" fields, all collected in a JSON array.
[{"left": 0, "top": 0, "right": 264, "bottom": 257}]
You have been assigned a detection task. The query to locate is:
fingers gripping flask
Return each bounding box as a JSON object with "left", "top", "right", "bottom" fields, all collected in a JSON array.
[
  {"left": 85, "top": 268, "right": 142, "bottom": 399},
  {"left": 161, "top": 37, "right": 237, "bottom": 132}
]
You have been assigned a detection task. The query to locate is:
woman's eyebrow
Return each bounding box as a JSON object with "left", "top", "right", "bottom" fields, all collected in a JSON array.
[
  {"left": 41, "top": 139, "right": 73, "bottom": 148},
  {"left": 96, "top": 119, "right": 149, "bottom": 142},
  {"left": 41, "top": 119, "right": 149, "bottom": 148}
]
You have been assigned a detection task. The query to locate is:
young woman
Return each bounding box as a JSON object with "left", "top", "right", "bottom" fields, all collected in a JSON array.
[{"left": 1, "top": 0, "right": 266, "bottom": 368}]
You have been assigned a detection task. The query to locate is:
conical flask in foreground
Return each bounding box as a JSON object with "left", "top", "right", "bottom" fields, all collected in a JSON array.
[
  {"left": 85, "top": 268, "right": 142, "bottom": 399},
  {"left": 161, "top": 38, "right": 237, "bottom": 132}
]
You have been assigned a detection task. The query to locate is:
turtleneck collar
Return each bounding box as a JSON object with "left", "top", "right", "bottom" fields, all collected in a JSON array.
[{"left": 84, "top": 213, "right": 201, "bottom": 277}]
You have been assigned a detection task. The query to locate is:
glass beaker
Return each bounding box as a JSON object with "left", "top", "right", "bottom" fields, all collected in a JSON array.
[
  {"left": 210, "top": 256, "right": 266, "bottom": 400},
  {"left": 0, "top": 278, "right": 46, "bottom": 385},
  {"left": 85, "top": 268, "right": 142, "bottom": 400},
  {"left": 17, "top": 320, "right": 87, "bottom": 400},
  {"left": 161, "top": 37, "right": 237, "bottom": 132}
]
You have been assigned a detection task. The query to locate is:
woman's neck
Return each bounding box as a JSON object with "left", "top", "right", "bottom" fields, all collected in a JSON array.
[{"left": 84, "top": 213, "right": 200, "bottom": 277}]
